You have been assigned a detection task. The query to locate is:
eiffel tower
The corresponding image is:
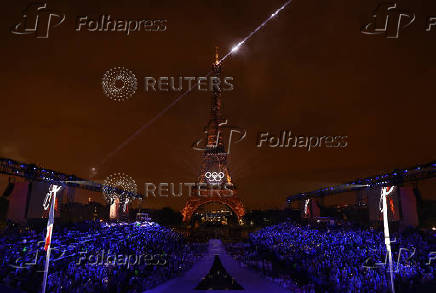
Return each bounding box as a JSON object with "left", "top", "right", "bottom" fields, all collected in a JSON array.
[{"left": 182, "top": 49, "right": 245, "bottom": 223}]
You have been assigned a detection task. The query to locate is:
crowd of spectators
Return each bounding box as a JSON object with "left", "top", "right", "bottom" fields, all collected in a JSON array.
[
  {"left": 227, "top": 222, "right": 435, "bottom": 292},
  {"left": 0, "top": 221, "right": 206, "bottom": 292}
]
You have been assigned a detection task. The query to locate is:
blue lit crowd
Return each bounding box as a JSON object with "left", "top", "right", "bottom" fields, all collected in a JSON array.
[
  {"left": 227, "top": 222, "right": 435, "bottom": 292},
  {"left": 0, "top": 222, "right": 206, "bottom": 293}
]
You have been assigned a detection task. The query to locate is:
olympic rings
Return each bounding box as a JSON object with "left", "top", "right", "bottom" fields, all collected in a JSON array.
[{"left": 204, "top": 171, "right": 225, "bottom": 182}]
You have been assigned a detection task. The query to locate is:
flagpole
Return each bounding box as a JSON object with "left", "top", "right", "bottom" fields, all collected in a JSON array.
[
  {"left": 381, "top": 187, "right": 395, "bottom": 293},
  {"left": 42, "top": 239, "right": 52, "bottom": 293}
]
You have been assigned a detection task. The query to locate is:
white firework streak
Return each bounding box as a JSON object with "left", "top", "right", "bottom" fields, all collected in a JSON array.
[{"left": 220, "top": 0, "right": 293, "bottom": 63}]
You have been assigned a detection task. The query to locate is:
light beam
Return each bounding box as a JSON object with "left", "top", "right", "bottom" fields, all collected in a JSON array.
[
  {"left": 99, "top": 0, "right": 294, "bottom": 166},
  {"left": 219, "top": 0, "right": 293, "bottom": 63}
]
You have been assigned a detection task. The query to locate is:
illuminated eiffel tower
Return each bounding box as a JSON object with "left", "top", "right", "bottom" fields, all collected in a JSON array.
[{"left": 182, "top": 49, "right": 245, "bottom": 223}]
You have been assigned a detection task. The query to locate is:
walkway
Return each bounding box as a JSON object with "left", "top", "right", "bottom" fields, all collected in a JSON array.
[{"left": 146, "top": 239, "right": 289, "bottom": 292}]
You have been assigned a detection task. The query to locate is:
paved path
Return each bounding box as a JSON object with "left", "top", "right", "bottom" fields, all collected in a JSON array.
[{"left": 146, "top": 239, "right": 289, "bottom": 293}]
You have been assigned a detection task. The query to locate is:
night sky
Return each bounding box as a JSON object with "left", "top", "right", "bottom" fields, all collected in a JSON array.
[{"left": 1, "top": 0, "right": 435, "bottom": 210}]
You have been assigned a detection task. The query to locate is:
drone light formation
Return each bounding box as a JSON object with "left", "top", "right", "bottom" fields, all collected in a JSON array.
[
  {"left": 102, "top": 172, "right": 137, "bottom": 206},
  {"left": 99, "top": 0, "right": 293, "bottom": 166}
]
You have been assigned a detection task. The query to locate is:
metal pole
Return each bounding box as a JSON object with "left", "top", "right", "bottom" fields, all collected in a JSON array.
[
  {"left": 381, "top": 188, "right": 395, "bottom": 293},
  {"left": 41, "top": 244, "right": 52, "bottom": 293},
  {"left": 42, "top": 192, "right": 57, "bottom": 293}
]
